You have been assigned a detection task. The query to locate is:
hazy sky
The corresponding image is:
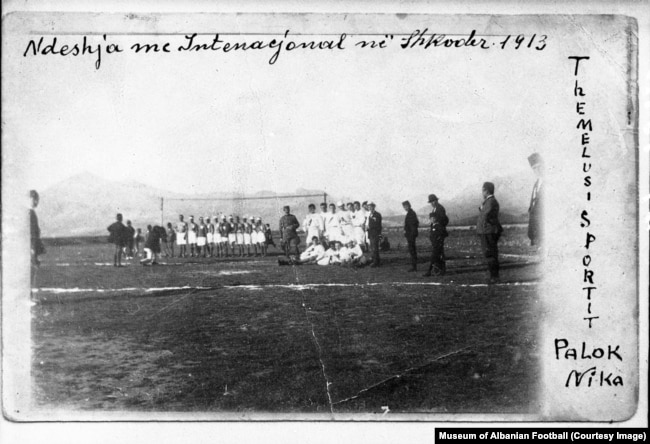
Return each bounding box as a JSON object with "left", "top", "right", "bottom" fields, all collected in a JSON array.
[{"left": 8, "top": 18, "right": 567, "bottom": 206}]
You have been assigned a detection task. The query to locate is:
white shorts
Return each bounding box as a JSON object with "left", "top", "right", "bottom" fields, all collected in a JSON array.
[
  {"left": 255, "top": 232, "right": 266, "bottom": 244},
  {"left": 244, "top": 233, "right": 252, "bottom": 245},
  {"left": 207, "top": 233, "right": 214, "bottom": 243},
  {"left": 327, "top": 230, "right": 342, "bottom": 243},
  {"left": 214, "top": 234, "right": 222, "bottom": 244},
  {"left": 353, "top": 227, "right": 365, "bottom": 245},
  {"left": 176, "top": 234, "right": 187, "bottom": 246},
  {"left": 188, "top": 232, "right": 197, "bottom": 244},
  {"left": 197, "top": 237, "right": 207, "bottom": 246},
  {"left": 228, "top": 233, "right": 236, "bottom": 244},
  {"left": 236, "top": 233, "right": 244, "bottom": 245}
]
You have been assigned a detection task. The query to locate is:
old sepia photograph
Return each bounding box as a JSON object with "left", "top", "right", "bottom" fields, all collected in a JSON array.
[{"left": 2, "top": 2, "right": 648, "bottom": 441}]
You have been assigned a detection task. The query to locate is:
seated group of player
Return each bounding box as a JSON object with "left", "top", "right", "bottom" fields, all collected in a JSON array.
[
  {"left": 172, "top": 214, "right": 275, "bottom": 259},
  {"left": 291, "top": 236, "right": 368, "bottom": 266},
  {"left": 278, "top": 200, "right": 376, "bottom": 266}
]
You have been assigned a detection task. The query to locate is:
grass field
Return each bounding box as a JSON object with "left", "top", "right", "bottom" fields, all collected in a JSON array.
[{"left": 31, "top": 227, "right": 541, "bottom": 415}]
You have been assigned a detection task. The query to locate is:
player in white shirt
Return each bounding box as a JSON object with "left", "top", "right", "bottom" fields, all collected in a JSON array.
[
  {"left": 175, "top": 214, "right": 188, "bottom": 258},
  {"left": 243, "top": 217, "right": 253, "bottom": 257},
  {"left": 351, "top": 201, "right": 367, "bottom": 248},
  {"left": 340, "top": 239, "right": 367, "bottom": 266},
  {"left": 317, "top": 241, "right": 343, "bottom": 266},
  {"left": 297, "top": 236, "right": 326, "bottom": 264},
  {"left": 324, "top": 203, "right": 343, "bottom": 244},
  {"left": 318, "top": 202, "right": 329, "bottom": 245},
  {"left": 337, "top": 201, "right": 352, "bottom": 243},
  {"left": 187, "top": 215, "right": 198, "bottom": 257},
  {"left": 361, "top": 201, "right": 371, "bottom": 249},
  {"left": 303, "top": 203, "right": 324, "bottom": 247}
]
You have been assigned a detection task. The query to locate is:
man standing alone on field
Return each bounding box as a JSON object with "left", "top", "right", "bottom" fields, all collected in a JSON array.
[
  {"left": 423, "top": 194, "right": 449, "bottom": 277},
  {"left": 107, "top": 213, "right": 128, "bottom": 267},
  {"left": 367, "top": 202, "right": 383, "bottom": 268},
  {"left": 279, "top": 205, "right": 301, "bottom": 258},
  {"left": 476, "top": 182, "right": 503, "bottom": 284},
  {"left": 402, "top": 200, "right": 419, "bottom": 272}
]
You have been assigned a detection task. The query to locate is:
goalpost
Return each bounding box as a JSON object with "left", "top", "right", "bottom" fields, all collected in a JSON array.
[{"left": 159, "top": 192, "right": 328, "bottom": 227}]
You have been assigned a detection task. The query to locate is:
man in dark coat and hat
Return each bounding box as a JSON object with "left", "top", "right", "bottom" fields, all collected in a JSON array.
[
  {"left": 402, "top": 200, "right": 419, "bottom": 272},
  {"left": 476, "top": 182, "right": 503, "bottom": 283},
  {"left": 423, "top": 194, "right": 449, "bottom": 277}
]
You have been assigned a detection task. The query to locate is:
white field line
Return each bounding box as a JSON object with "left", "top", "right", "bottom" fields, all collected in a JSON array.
[{"left": 33, "top": 281, "right": 538, "bottom": 294}]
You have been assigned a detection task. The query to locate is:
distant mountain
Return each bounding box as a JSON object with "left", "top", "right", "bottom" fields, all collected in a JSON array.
[{"left": 38, "top": 173, "right": 336, "bottom": 237}]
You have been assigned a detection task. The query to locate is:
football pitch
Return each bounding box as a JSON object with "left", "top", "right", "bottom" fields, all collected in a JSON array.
[{"left": 31, "top": 227, "right": 541, "bottom": 415}]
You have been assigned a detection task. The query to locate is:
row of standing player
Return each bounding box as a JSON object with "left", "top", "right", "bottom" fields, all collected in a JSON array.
[
  {"left": 107, "top": 215, "right": 277, "bottom": 267},
  {"left": 172, "top": 214, "right": 276, "bottom": 258}
]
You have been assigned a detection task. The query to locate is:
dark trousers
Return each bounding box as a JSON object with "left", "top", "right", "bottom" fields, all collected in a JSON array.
[
  {"left": 406, "top": 236, "right": 417, "bottom": 268},
  {"left": 428, "top": 235, "right": 446, "bottom": 274},
  {"left": 480, "top": 234, "right": 500, "bottom": 278},
  {"left": 369, "top": 234, "right": 381, "bottom": 266}
]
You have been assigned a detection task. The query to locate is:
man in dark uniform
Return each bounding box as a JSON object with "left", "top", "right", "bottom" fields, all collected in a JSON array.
[
  {"left": 279, "top": 205, "right": 301, "bottom": 258},
  {"left": 527, "top": 152, "right": 544, "bottom": 247},
  {"left": 107, "top": 213, "right": 128, "bottom": 267},
  {"left": 476, "top": 182, "right": 503, "bottom": 283},
  {"left": 402, "top": 200, "right": 419, "bottom": 272},
  {"left": 366, "top": 202, "right": 382, "bottom": 268},
  {"left": 423, "top": 194, "right": 449, "bottom": 277}
]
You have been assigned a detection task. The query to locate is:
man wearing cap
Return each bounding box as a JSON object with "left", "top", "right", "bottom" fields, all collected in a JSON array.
[
  {"left": 279, "top": 205, "right": 301, "bottom": 257},
  {"left": 366, "top": 202, "right": 383, "bottom": 267},
  {"left": 476, "top": 182, "right": 503, "bottom": 283},
  {"left": 423, "top": 194, "right": 449, "bottom": 277},
  {"left": 402, "top": 201, "right": 420, "bottom": 272},
  {"left": 527, "top": 153, "right": 544, "bottom": 247}
]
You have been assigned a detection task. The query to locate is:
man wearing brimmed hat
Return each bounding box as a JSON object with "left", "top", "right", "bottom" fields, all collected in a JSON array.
[
  {"left": 366, "top": 202, "right": 383, "bottom": 267},
  {"left": 476, "top": 182, "right": 503, "bottom": 283},
  {"left": 527, "top": 152, "right": 544, "bottom": 247},
  {"left": 402, "top": 200, "right": 420, "bottom": 272},
  {"left": 423, "top": 194, "right": 449, "bottom": 277}
]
